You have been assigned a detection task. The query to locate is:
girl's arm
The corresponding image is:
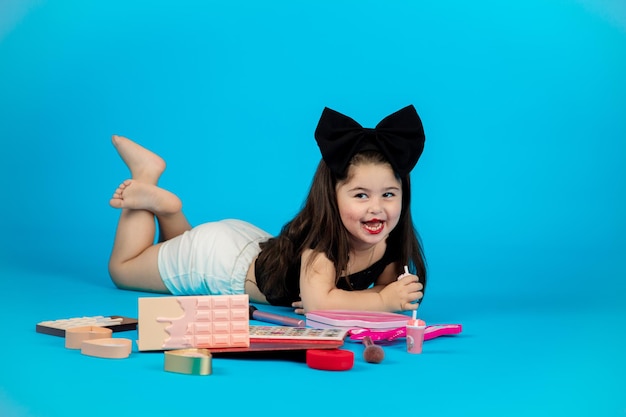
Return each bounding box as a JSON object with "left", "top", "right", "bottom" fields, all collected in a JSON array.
[
  {"left": 349, "top": 263, "right": 401, "bottom": 294},
  {"left": 362, "top": 262, "right": 407, "bottom": 292},
  {"left": 299, "top": 249, "right": 423, "bottom": 313}
]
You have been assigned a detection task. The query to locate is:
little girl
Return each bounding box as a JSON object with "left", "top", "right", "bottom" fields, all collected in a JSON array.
[{"left": 108, "top": 105, "right": 427, "bottom": 314}]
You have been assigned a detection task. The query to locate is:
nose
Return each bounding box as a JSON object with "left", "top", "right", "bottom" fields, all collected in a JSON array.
[{"left": 368, "top": 198, "right": 383, "bottom": 215}]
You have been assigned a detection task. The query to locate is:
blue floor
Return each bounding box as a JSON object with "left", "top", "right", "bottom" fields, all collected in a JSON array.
[
  {"left": 1, "top": 1, "right": 625, "bottom": 416},
  {"left": 1, "top": 261, "right": 624, "bottom": 417}
]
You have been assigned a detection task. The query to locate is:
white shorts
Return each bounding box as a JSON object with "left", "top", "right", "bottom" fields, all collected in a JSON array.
[{"left": 157, "top": 219, "right": 271, "bottom": 296}]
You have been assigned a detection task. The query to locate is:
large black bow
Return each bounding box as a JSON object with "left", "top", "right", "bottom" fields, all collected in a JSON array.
[{"left": 314, "top": 105, "right": 425, "bottom": 177}]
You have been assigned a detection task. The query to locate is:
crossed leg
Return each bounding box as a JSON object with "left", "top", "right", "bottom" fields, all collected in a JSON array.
[{"left": 108, "top": 135, "right": 192, "bottom": 293}]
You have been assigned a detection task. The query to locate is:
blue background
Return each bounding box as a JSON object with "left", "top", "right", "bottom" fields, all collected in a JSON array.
[{"left": 0, "top": 1, "right": 624, "bottom": 416}]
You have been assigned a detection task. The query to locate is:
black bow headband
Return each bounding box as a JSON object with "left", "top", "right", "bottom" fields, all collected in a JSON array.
[{"left": 314, "top": 105, "right": 425, "bottom": 177}]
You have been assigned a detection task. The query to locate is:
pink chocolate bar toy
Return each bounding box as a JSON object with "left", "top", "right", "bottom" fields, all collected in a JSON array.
[{"left": 137, "top": 295, "right": 250, "bottom": 351}]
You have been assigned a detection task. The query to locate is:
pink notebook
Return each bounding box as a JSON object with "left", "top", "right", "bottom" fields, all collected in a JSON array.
[{"left": 305, "top": 310, "right": 410, "bottom": 330}]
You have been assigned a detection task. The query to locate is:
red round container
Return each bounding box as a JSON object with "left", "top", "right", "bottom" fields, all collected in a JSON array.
[{"left": 306, "top": 349, "right": 354, "bottom": 371}]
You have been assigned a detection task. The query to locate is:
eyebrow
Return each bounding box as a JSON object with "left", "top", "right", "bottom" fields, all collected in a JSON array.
[{"left": 346, "top": 186, "right": 401, "bottom": 193}]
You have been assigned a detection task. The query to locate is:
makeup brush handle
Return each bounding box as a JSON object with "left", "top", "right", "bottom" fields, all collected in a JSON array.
[
  {"left": 362, "top": 335, "right": 376, "bottom": 347},
  {"left": 249, "top": 305, "right": 305, "bottom": 327}
]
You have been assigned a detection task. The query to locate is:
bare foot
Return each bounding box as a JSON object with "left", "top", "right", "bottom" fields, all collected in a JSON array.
[
  {"left": 109, "top": 179, "right": 182, "bottom": 215},
  {"left": 112, "top": 135, "right": 166, "bottom": 184}
]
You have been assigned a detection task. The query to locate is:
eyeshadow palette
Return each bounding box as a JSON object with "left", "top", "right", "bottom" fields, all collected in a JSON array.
[{"left": 36, "top": 315, "right": 138, "bottom": 337}]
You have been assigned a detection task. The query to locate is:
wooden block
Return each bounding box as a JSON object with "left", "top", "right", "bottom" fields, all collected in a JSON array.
[
  {"left": 164, "top": 349, "right": 212, "bottom": 375},
  {"left": 65, "top": 326, "right": 113, "bottom": 349},
  {"left": 81, "top": 338, "right": 132, "bottom": 359}
]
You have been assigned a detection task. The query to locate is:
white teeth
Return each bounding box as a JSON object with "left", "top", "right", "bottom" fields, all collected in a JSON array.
[{"left": 363, "top": 221, "right": 383, "bottom": 232}]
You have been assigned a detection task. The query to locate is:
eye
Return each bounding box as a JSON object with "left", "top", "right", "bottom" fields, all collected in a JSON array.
[
  {"left": 382, "top": 192, "right": 396, "bottom": 198},
  {"left": 354, "top": 193, "right": 368, "bottom": 199}
]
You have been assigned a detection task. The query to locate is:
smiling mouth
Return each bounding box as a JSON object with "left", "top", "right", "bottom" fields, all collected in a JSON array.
[{"left": 363, "top": 219, "right": 385, "bottom": 234}]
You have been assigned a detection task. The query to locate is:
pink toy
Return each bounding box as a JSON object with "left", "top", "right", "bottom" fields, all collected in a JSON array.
[
  {"left": 306, "top": 309, "right": 462, "bottom": 343},
  {"left": 306, "top": 310, "right": 410, "bottom": 330},
  {"left": 348, "top": 324, "right": 463, "bottom": 342},
  {"left": 406, "top": 320, "right": 426, "bottom": 354}
]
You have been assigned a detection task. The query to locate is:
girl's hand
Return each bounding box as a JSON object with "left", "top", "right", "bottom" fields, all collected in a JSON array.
[
  {"left": 291, "top": 300, "right": 305, "bottom": 315},
  {"left": 381, "top": 274, "right": 423, "bottom": 312}
]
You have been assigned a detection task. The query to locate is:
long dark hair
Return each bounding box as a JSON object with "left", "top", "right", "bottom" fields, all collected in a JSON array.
[{"left": 256, "top": 150, "right": 427, "bottom": 302}]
